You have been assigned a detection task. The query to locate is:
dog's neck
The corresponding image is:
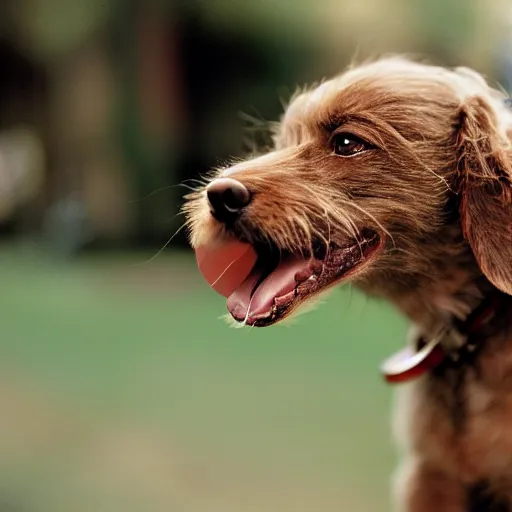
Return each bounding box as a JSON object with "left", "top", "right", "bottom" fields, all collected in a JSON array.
[
  {"left": 360, "top": 248, "right": 499, "bottom": 333},
  {"left": 379, "top": 285, "right": 512, "bottom": 384},
  {"left": 374, "top": 269, "right": 512, "bottom": 352},
  {"left": 392, "top": 273, "right": 492, "bottom": 332},
  {"left": 356, "top": 219, "right": 512, "bottom": 341}
]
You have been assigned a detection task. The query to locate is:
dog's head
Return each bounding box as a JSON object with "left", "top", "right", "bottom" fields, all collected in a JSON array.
[{"left": 184, "top": 57, "right": 512, "bottom": 326}]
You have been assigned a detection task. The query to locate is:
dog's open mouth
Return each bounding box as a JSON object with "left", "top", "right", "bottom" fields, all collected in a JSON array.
[{"left": 201, "top": 229, "right": 382, "bottom": 327}]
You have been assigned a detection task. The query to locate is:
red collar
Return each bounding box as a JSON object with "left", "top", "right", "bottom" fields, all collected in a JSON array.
[{"left": 381, "top": 292, "right": 506, "bottom": 384}]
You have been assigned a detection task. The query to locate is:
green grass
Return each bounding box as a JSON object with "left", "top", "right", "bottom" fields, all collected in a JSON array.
[{"left": 0, "top": 247, "right": 407, "bottom": 512}]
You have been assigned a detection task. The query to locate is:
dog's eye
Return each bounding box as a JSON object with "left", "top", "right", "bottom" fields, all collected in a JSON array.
[{"left": 332, "top": 133, "right": 369, "bottom": 157}]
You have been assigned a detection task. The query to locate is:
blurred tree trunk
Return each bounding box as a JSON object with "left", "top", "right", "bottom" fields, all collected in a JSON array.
[{"left": 112, "top": 0, "right": 177, "bottom": 247}]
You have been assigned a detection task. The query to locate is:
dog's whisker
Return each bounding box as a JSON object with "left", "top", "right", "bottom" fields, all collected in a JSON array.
[
  {"left": 135, "top": 214, "right": 190, "bottom": 266},
  {"left": 209, "top": 252, "right": 251, "bottom": 289},
  {"left": 130, "top": 183, "right": 198, "bottom": 204}
]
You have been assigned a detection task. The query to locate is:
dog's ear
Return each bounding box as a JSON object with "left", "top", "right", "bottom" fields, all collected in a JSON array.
[{"left": 456, "top": 95, "right": 512, "bottom": 295}]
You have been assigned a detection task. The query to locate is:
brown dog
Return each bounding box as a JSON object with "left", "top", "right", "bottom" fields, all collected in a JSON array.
[{"left": 184, "top": 57, "right": 512, "bottom": 510}]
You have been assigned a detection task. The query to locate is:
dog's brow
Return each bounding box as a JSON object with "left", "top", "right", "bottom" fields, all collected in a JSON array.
[
  {"left": 319, "top": 117, "right": 346, "bottom": 133},
  {"left": 317, "top": 112, "right": 352, "bottom": 134}
]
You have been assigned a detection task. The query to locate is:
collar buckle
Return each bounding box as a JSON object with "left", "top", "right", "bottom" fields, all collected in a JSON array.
[
  {"left": 381, "top": 291, "right": 506, "bottom": 385},
  {"left": 381, "top": 335, "right": 445, "bottom": 384}
]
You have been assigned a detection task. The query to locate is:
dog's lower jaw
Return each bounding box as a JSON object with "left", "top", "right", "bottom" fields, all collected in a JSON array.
[
  {"left": 354, "top": 224, "right": 488, "bottom": 326},
  {"left": 357, "top": 253, "right": 490, "bottom": 330}
]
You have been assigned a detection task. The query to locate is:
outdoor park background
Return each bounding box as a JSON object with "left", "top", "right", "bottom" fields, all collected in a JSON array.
[{"left": 0, "top": 1, "right": 510, "bottom": 510}]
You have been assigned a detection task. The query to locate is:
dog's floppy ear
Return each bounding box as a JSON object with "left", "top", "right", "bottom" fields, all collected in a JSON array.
[{"left": 456, "top": 95, "right": 512, "bottom": 295}]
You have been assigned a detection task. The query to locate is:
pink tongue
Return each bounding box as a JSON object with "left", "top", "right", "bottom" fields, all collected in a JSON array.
[
  {"left": 195, "top": 241, "right": 258, "bottom": 297},
  {"left": 227, "top": 256, "right": 311, "bottom": 323}
]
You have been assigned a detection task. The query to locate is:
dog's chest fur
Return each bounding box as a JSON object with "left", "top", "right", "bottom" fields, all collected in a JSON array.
[{"left": 394, "top": 325, "right": 512, "bottom": 498}]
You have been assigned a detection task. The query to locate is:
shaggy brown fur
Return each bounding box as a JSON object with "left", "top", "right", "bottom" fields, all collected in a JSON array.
[{"left": 184, "top": 57, "right": 512, "bottom": 510}]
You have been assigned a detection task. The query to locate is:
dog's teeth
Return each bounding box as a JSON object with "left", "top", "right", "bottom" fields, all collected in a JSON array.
[
  {"left": 310, "top": 260, "right": 324, "bottom": 275},
  {"left": 295, "top": 269, "right": 312, "bottom": 284}
]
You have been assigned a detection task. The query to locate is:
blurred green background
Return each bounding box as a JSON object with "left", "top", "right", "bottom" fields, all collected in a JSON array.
[{"left": 0, "top": 0, "right": 510, "bottom": 510}]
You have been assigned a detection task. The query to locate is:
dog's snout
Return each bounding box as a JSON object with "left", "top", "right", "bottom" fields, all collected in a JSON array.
[{"left": 206, "top": 177, "right": 251, "bottom": 222}]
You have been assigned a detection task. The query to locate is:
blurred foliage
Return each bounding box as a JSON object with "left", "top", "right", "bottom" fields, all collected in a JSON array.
[{"left": 0, "top": 0, "right": 510, "bottom": 249}]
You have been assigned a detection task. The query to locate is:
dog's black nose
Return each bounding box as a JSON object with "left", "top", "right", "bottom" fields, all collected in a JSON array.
[{"left": 206, "top": 178, "right": 251, "bottom": 222}]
